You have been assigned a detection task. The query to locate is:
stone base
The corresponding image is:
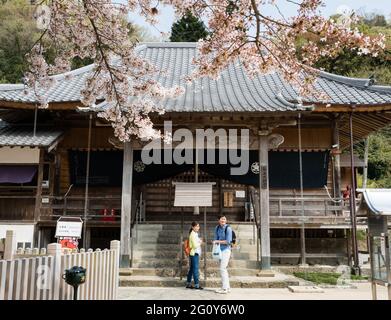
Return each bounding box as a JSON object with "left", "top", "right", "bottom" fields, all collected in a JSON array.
[
  {"left": 288, "top": 286, "right": 324, "bottom": 293},
  {"left": 119, "top": 275, "right": 299, "bottom": 288},
  {"left": 256, "top": 270, "right": 275, "bottom": 277}
]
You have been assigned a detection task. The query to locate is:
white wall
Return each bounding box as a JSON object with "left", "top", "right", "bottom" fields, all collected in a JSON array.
[
  {"left": 0, "top": 147, "right": 40, "bottom": 164},
  {"left": 0, "top": 223, "right": 34, "bottom": 245}
]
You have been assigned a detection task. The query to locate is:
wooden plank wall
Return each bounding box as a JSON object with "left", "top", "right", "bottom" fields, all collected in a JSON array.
[
  {"left": 0, "top": 198, "right": 35, "bottom": 221},
  {"left": 144, "top": 155, "right": 334, "bottom": 222},
  {"left": 143, "top": 169, "right": 247, "bottom": 222}
]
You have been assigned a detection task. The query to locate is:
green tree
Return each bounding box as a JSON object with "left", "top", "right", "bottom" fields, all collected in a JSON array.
[
  {"left": 0, "top": 1, "right": 148, "bottom": 84},
  {"left": 313, "top": 19, "right": 391, "bottom": 85},
  {"left": 0, "top": 0, "right": 39, "bottom": 83},
  {"left": 170, "top": 12, "right": 209, "bottom": 42},
  {"left": 310, "top": 14, "right": 391, "bottom": 187}
]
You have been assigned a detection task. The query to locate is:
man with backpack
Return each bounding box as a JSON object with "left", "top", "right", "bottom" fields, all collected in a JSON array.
[{"left": 213, "top": 215, "right": 234, "bottom": 294}]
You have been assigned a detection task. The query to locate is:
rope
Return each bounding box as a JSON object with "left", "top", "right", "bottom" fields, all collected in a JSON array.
[{"left": 323, "top": 185, "right": 342, "bottom": 203}]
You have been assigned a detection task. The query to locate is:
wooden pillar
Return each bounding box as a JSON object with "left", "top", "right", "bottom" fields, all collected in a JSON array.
[
  {"left": 120, "top": 141, "right": 133, "bottom": 267},
  {"left": 85, "top": 227, "right": 91, "bottom": 249},
  {"left": 332, "top": 118, "right": 342, "bottom": 199},
  {"left": 218, "top": 179, "right": 223, "bottom": 214},
  {"left": 258, "top": 133, "right": 271, "bottom": 270},
  {"left": 194, "top": 148, "right": 199, "bottom": 214},
  {"left": 33, "top": 149, "right": 44, "bottom": 247}
]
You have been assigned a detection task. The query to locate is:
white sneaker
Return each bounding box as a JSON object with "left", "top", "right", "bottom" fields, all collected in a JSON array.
[{"left": 215, "top": 288, "right": 230, "bottom": 294}]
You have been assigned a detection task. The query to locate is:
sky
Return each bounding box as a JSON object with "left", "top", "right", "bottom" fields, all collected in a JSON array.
[{"left": 127, "top": 0, "right": 391, "bottom": 40}]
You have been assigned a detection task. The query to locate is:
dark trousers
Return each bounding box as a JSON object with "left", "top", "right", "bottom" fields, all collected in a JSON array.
[{"left": 186, "top": 253, "right": 200, "bottom": 286}]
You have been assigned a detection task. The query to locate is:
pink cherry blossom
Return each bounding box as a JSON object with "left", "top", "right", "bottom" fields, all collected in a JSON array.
[{"left": 26, "top": 0, "right": 385, "bottom": 141}]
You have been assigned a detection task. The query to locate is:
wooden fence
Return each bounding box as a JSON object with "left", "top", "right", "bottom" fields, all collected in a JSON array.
[{"left": 0, "top": 231, "right": 120, "bottom": 300}]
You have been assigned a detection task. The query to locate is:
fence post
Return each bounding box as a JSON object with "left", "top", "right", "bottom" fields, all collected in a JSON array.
[
  {"left": 110, "top": 240, "right": 120, "bottom": 300},
  {"left": 47, "top": 243, "right": 62, "bottom": 300},
  {"left": 4, "top": 230, "right": 16, "bottom": 260}
]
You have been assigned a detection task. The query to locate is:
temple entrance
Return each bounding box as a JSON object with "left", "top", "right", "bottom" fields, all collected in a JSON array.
[{"left": 137, "top": 168, "right": 252, "bottom": 222}]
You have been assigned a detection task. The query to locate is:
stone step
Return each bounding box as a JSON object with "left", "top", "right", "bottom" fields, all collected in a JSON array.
[
  {"left": 136, "top": 237, "right": 256, "bottom": 245},
  {"left": 137, "top": 223, "right": 254, "bottom": 229},
  {"left": 131, "top": 243, "right": 182, "bottom": 251},
  {"left": 120, "top": 267, "right": 260, "bottom": 277},
  {"left": 119, "top": 275, "right": 300, "bottom": 288},
  {"left": 131, "top": 258, "right": 259, "bottom": 269},
  {"left": 136, "top": 228, "right": 256, "bottom": 235},
  {"left": 133, "top": 242, "right": 257, "bottom": 251},
  {"left": 132, "top": 251, "right": 258, "bottom": 260},
  {"left": 136, "top": 225, "right": 256, "bottom": 235}
]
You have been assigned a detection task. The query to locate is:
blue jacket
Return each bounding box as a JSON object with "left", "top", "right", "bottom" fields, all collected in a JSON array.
[{"left": 214, "top": 224, "right": 232, "bottom": 251}]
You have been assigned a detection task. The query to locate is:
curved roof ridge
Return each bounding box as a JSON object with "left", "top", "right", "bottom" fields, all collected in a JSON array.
[
  {"left": 318, "top": 70, "right": 391, "bottom": 94},
  {"left": 140, "top": 42, "right": 197, "bottom": 48},
  {"left": 0, "top": 84, "right": 25, "bottom": 91}
]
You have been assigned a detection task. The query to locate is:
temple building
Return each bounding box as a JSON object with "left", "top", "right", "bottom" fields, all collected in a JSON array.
[{"left": 1, "top": 42, "right": 391, "bottom": 273}]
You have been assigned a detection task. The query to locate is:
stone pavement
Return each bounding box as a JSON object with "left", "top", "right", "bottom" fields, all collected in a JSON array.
[{"left": 117, "top": 283, "right": 389, "bottom": 300}]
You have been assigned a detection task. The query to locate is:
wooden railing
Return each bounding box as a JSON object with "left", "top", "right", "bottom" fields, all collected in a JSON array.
[
  {"left": 42, "top": 195, "right": 122, "bottom": 221},
  {"left": 0, "top": 231, "right": 120, "bottom": 300},
  {"left": 0, "top": 194, "right": 360, "bottom": 221},
  {"left": 269, "top": 197, "right": 358, "bottom": 217}
]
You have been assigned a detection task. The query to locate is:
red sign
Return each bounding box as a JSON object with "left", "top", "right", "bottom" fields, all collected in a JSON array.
[{"left": 58, "top": 237, "right": 79, "bottom": 249}]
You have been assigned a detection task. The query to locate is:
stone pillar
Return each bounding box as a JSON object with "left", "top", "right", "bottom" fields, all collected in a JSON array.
[
  {"left": 120, "top": 141, "right": 133, "bottom": 268},
  {"left": 258, "top": 131, "right": 284, "bottom": 270},
  {"left": 47, "top": 243, "right": 62, "bottom": 300},
  {"left": 4, "top": 230, "right": 16, "bottom": 260}
]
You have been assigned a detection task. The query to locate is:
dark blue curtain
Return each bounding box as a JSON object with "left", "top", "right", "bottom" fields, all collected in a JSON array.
[{"left": 69, "top": 150, "right": 329, "bottom": 188}]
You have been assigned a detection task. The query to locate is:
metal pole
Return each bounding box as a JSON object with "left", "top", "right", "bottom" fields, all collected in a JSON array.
[
  {"left": 194, "top": 148, "right": 199, "bottom": 215},
  {"left": 180, "top": 208, "right": 184, "bottom": 280},
  {"left": 368, "top": 232, "right": 377, "bottom": 300},
  {"left": 332, "top": 117, "right": 342, "bottom": 200},
  {"left": 363, "top": 137, "right": 369, "bottom": 189},
  {"left": 33, "top": 104, "right": 38, "bottom": 137},
  {"left": 298, "top": 113, "right": 306, "bottom": 266},
  {"left": 349, "top": 112, "right": 360, "bottom": 275},
  {"left": 73, "top": 285, "right": 78, "bottom": 300},
  {"left": 83, "top": 113, "right": 92, "bottom": 249},
  {"left": 204, "top": 206, "right": 207, "bottom": 281}
]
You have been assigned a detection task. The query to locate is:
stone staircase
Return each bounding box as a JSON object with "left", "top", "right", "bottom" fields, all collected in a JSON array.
[{"left": 119, "top": 223, "right": 299, "bottom": 288}]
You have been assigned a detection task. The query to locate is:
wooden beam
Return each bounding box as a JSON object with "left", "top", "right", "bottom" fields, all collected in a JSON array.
[
  {"left": 120, "top": 141, "right": 133, "bottom": 267},
  {"left": 313, "top": 104, "right": 391, "bottom": 113},
  {"left": 0, "top": 100, "right": 83, "bottom": 110}
]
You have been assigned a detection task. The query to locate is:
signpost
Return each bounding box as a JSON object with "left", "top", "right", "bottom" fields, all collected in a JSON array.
[
  {"left": 173, "top": 182, "right": 215, "bottom": 282},
  {"left": 55, "top": 217, "right": 83, "bottom": 250}
]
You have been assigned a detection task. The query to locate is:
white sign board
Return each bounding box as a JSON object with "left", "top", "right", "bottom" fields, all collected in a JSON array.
[
  {"left": 55, "top": 221, "right": 83, "bottom": 238},
  {"left": 173, "top": 182, "right": 215, "bottom": 207},
  {"left": 235, "top": 190, "right": 245, "bottom": 198}
]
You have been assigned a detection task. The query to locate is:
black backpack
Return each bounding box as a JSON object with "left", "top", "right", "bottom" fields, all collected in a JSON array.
[{"left": 216, "top": 224, "right": 236, "bottom": 246}]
